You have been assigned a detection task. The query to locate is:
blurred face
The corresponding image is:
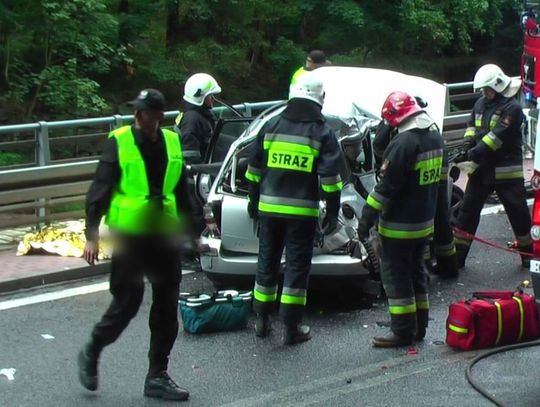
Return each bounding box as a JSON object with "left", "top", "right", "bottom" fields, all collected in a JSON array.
[
  {"left": 135, "top": 109, "right": 164, "bottom": 134},
  {"left": 204, "top": 94, "right": 215, "bottom": 108},
  {"left": 482, "top": 87, "right": 497, "bottom": 100}
]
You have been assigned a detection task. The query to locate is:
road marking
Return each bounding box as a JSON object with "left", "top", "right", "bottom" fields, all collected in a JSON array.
[
  {"left": 220, "top": 348, "right": 480, "bottom": 407},
  {"left": 480, "top": 198, "right": 533, "bottom": 216},
  {"left": 0, "top": 269, "right": 197, "bottom": 311},
  {"left": 0, "top": 282, "right": 109, "bottom": 311}
]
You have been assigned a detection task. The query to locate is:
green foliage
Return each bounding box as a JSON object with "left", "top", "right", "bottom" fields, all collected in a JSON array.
[{"left": 0, "top": 0, "right": 527, "bottom": 122}]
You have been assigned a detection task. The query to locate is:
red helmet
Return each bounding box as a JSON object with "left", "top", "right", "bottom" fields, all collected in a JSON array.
[{"left": 381, "top": 91, "right": 423, "bottom": 127}]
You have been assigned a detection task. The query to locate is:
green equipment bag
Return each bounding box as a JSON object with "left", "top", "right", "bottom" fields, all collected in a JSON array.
[{"left": 179, "top": 291, "right": 252, "bottom": 334}]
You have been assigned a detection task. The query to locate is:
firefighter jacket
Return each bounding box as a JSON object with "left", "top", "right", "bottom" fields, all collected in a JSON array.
[
  {"left": 174, "top": 101, "right": 216, "bottom": 164},
  {"left": 366, "top": 113, "right": 444, "bottom": 239},
  {"left": 465, "top": 95, "right": 525, "bottom": 184},
  {"left": 245, "top": 98, "right": 343, "bottom": 220},
  {"left": 104, "top": 126, "right": 184, "bottom": 235}
]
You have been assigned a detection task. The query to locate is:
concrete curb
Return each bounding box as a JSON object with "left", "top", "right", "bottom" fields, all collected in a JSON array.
[{"left": 0, "top": 262, "right": 110, "bottom": 294}]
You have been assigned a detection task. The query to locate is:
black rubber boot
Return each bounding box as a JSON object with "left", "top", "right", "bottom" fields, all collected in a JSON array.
[
  {"left": 431, "top": 254, "right": 459, "bottom": 278},
  {"left": 455, "top": 244, "right": 469, "bottom": 269},
  {"left": 283, "top": 324, "right": 311, "bottom": 345},
  {"left": 415, "top": 327, "right": 426, "bottom": 341},
  {"left": 255, "top": 314, "right": 271, "bottom": 337},
  {"left": 372, "top": 331, "right": 413, "bottom": 348},
  {"left": 77, "top": 343, "right": 100, "bottom": 391},
  {"left": 144, "top": 371, "right": 190, "bottom": 401}
]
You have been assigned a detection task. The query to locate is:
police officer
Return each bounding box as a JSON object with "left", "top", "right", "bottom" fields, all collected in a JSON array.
[
  {"left": 78, "top": 89, "right": 192, "bottom": 401},
  {"left": 245, "top": 72, "right": 342, "bottom": 345},
  {"left": 289, "top": 50, "right": 331, "bottom": 96},
  {"left": 358, "top": 91, "right": 444, "bottom": 347},
  {"left": 454, "top": 64, "right": 532, "bottom": 269},
  {"left": 373, "top": 107, "right": 458, "bottom": 278}
]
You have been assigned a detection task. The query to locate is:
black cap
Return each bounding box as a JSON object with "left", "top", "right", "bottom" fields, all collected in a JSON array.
[
  {"left": 307, "top": 50, "right": 327, "bottom": 64},
  {"left": 127, "top": 89, "right": 166, "bottom": 111}
]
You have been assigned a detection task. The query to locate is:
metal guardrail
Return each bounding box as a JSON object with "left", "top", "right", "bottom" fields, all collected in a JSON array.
[{"left": 0, "top": 81, "right": 480, "bottom": 230}]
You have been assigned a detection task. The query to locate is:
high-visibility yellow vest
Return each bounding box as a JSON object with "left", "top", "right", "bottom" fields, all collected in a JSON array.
[{"left": 105, "top": 126, "right": 184, "bottom": 234}]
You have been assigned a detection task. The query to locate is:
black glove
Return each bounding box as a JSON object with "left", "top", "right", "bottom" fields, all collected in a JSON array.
[
  {"left": 247, "top": 199, "right": 258, "bottom": 220},
  {"left": 358, "top": 205, "right": 379, "bottom": 239},
  {"left": 453, "top": 152, "right": 469, "bottom": 164},
  {"left": 322, "top": 216, "right": 338, "bottom": 235},
  {"left": 463, "top": 138, "right": 474, "bottom": 153}
]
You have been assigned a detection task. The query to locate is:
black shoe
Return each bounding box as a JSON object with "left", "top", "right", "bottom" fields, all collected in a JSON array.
[
  {"left": 144, "top": 371, "right": 189, "bottom": 401},
  {"left": 415, "top": 327, "right": 426, "bottom": 341},
  {"left": 372, "top": 331, "right": 413, "bottom": 348},
  {"left": 255, "top": 314, "right": 271, "bottom": 337},
  {"left": 284, "top": 324, "right": 311, "bottom": 345},
  {"left": 77, "top": 347, "right": 98, "bottom": 391}
]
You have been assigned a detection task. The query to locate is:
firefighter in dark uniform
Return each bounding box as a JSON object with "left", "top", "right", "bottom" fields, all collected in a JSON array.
[
  {"left": 245, "top": 72, "right": 342, "bottom": 345},
  {"left": 454, "top": 64, "right": 532, "bottom": 269},
  {"left": 174, "top": 73, "right": 221, "bottom": 236},
  {"left": 78, "top": 89, "right": 192, "bottom": 401},
  {"left": 373, "top": 112, "right": 458, "bottom": 278},
  {"left": 358, "top": 91, "right": 444, "bottom": 347}
]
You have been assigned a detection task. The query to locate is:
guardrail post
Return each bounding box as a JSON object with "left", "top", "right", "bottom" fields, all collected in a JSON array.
[
  {"left": 36, "top": 121, "right": 51, "bottom": 166},
  {"left": 111, "top": 114, "right": 123, "bottom": 131},
  {"left": 36, "top": 121, "right": 51, "bottom": 224}
]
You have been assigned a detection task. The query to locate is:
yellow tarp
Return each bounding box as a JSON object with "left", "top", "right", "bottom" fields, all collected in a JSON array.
[{"left": 16, "top": 220, "right": 111, "bottom": 259}]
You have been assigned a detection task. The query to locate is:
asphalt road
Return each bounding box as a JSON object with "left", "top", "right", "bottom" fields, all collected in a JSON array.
[{"left": 1, "top": 205, "right": 539, "bottom": 407}]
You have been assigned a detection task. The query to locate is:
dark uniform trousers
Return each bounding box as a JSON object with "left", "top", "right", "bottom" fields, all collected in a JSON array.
[
  {"left": 253, "top": 217, "right": 317, "bottom": 324},
  {"left": 455, "top": 175, "right": 532, "bottom": 261},
  {"left": 380, "top": 236, "right": 429, "bottom": 336},
  {"left": 90, "top": 235, "right": 182, "bottom": 374}
]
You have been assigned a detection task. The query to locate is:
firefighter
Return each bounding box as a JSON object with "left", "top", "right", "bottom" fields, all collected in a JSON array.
[
  {"left": 174, "top": 73, "right": 221, "bottom": 165},
  {"left": 453, "top": 64, "right": 532, "bottom": 269},
  {"left": 373, "top": 107, "right": 458, "bottom": 278},
  {"left": 289, "top": 50, "right": 331, "bottom": 96},
  {"left": 245, "top": 72, "right": 342, "bottom": 345},
  {"left": 358, "top": 91, "right": 444, "bottom": 347},
  {"left": 174, "top": 73, "right": 221, "bottom": 238}
]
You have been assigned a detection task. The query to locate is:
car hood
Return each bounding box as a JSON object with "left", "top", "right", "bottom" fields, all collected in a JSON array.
[{"left": 316, "top": 66, "right": 447, "bottom": 131}]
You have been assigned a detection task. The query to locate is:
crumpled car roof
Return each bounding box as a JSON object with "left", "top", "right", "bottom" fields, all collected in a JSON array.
[{"left": 314, "top": 66, "right": 448, "bottom": 131}]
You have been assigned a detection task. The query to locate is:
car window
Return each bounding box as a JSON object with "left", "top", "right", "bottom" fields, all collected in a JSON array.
[{"left": 207, "top": 119, "right": 252, "bottom": 163}]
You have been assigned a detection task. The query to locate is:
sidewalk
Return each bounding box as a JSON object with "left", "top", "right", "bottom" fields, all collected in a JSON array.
[{"left": 0, "top": 159, "right": 535, "bottom": 295}]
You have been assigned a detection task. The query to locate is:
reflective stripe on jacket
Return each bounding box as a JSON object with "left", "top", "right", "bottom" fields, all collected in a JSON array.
[
  {"left": 105, "top": 126, "right": 184, "bottom": 234},
  {"left": 245, "top": 101, "right": 343, "bottom": 219},
  {"left": 366, "top": 119, "right": 443, "bottom": 239},
  {"left": 465, "top": 96, "right": 524, "bottom": 184}
]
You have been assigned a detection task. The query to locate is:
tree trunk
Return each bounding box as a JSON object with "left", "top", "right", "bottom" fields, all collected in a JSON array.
[
  {"left": 118, "top": 0, "right": 130, "bottom": 45},
  {"left": 166, "top": 0, "right": 180, "bottom": 48}
]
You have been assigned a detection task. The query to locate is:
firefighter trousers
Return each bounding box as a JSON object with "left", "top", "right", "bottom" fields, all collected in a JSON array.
[
  {"left": 455, "top": 176, "right": 532, "bottom": 263},
  {"left": 380, "top": 236, "right": 429, "bottom": 336},
  {"left": 253, "top": 216, "right": 317, "bottom": 324}
]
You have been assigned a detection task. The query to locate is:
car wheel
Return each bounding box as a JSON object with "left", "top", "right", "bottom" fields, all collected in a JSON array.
[{"left": 449, "top": 184, "right": 464, "bottom": 226}]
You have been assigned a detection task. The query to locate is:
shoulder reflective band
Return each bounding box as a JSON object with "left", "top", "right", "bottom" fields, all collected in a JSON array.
[
  {"left": 513, "top": 296, "right": 524, "bottom": 341},
  {"left": 175, "top": 112, "right": 184, "bottom": 126},
  {"left": 495, "top": 301, "right": 503, "bottom": 345},
  {"left": 448, "top": 323, "right": 468, "bottom": 334}
]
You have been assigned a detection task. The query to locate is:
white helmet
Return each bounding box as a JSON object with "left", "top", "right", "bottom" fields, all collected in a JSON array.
[
  {"left": 473, "top": 64, "right": 521, "bottom": 98},
  {"left": 183, "top": 73, "right": 222, "bottom": 106},
  {"left": 288, "top": 71, "right": 325, "bottom": 106}
]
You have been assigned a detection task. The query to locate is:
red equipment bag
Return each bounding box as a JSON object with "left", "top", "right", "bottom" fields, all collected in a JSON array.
[{"left": 446, "top": 290, "right": 539, "bottom": 350}]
